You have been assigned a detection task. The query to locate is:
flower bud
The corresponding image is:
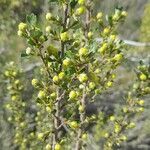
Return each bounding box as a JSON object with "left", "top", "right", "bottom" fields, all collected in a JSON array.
[
  {"left": 17, "top": 30, "right": 23, "bottom": 37},
  {"left": 58, "top": 72, "right": 65, "bottom": 80},
  {"left": 69, "top": 121, "right": 78, "bottom": 129},
  {"left": 53, "top": 75, "right": 59, "bottom": 83},
  {"left": 79, "top": 47, "right": 88, "bottom": 56},
  {"left": 46, "top": 144, "right": 51, "bottom": 150},
  {"left": 32, "top": 79, "right": 39, "bottom": 87},
  {"left": 60, "top": 32, "right": 69, "bottom": 42},
  {"left": 96, "top": 12, "right": 103, "bottom": 19},
  {"left": 46, "top": 13, "right": 52, "bottom": 21},
  {"left": 78, "top": 73, "right": 88, "bottom": 83},
  {"left": 46, "top": 26, "right": 51, "bottom": 33},
  {"left": 69, "top": 91, "right": 77, "bottom": 100},
  {"left": 63, "top": 58, "right": 71, "bottom": 67},
  {"left": 38, "top": 90, "right": 46, "bottom": 99},
  {"left": 18, "top": 22, "right": 27, "bottom": 31},
  {"left": 76, "top": 6, "right": 86, "bottom": 16},
  {"left": 26, "top": 47, "right": 32, "bottom": 55},
  {"left": 78, "top": 0, "right": 85, "bottom": 5},
  {"left": 139, "top": 74, "right": 147, "bottom": 81},
  {"left": 55, "top": 143, "right": 61, "bottom": 150}
]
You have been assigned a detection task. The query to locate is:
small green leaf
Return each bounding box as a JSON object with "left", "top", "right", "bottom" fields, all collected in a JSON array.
[{"left": 26, "top": 13, "right": 37, "bottom": 26}]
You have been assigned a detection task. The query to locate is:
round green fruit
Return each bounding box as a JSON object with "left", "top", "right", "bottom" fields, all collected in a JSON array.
[
  {"left": 78, "top": 73, "right": 88, "bottom": 83},
  {"left": 69, "top": 91, "right": 77, "bottom": 99}
]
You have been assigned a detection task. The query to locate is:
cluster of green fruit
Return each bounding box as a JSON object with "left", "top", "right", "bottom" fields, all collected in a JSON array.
[
  {"left": 94, "top": 62, "right": 149, "bottom": 150},
  {"left": 4, "top": 62, "right": 29, "bottom": 150}
]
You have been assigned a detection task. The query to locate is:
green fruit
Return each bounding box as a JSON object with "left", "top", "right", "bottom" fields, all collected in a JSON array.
[
  {"left": 50, "top": 92, "right": 57, "bottom": 99},
  {"left": 107, "top": 81, "right": 113, "bottom": 87},
  {"left": 89, "top": 82, "right": 96, "bottom": 89},
  {"left": 46, "top": 144, "right": 51, "bottom": 150},
  {"left": 140, "top": 74, "right": 147, "bottom": 81},
  {"left": 79, "top": 105, "right": 85, "bottom": 112},
  {"left": 82, "top": 133, "right": 88, "bottom": 140},
  {"left": 98, "top": 43, "right": 108, "bottom": 54},
  {"left": 69, "top": 91, "right": 77, "bottom": 99},
  {"left": 45, "top": 26, "right": 51, "bottom": 33},
  {"left": 69, "top": 121, "right": 78, "bottom": 129},
  {"left": 58, "top": 72, "right": 65, "bottom": 80},
  {"left": 78, "top": 0, "right": 85, "bottom": 5},
  {"left": 31, "top": 79, "right": 39, "bottom": 87},
  {"left": 63, "top": 58, "right": 71, "bottom": 67},
  {"left": 87, "top": 32, "right": 93, "bottom": 39},
  {"left": 76, "top": 6, "right": 86, "bottom": 15},
  {"left": 55, "top": 143, "right": 61, "bottom": 150},
  {"left": 138, "top": 100, "right": 144, "bottom": 106},
  {"left": 38, "top": 90, "right": 46, "bottom": 99},
  {"left": 109, "top": 116, "right": 115, "bottom": 121},
  {"left": 60, "top": 32, "right": 69, "bottom": 42},
  {"left": 37, "top": 133, "right": 44, "bottom": 140},
  {"left": 46, "top": 13, "right": 52, "bottom": 20},
  {"left": 96, "top": 12, "right": 103, "bottom": 19},
  {"left": 79, "top": 47, "right": 88, "bottom": 56},
  {"left": 46, "top": 106, "right": 51, "bottom": 112},
  {"left": 110, "top": 34, "right": 116, "bottom": 41},
  {"left": 113, "top": 53, "right": 123, "bottom": 62},
  {"left": 121, "top": 11, "right": 127, "bottom": 17},
  {"left": 103, "top": 28, "right": 110, "bottom": 35},
  {"left": 18, "top": 22, "right": 27, "bottom": 31},
  {"left": 53, "top": 75, "right": 59, "bottom": 83},
  {"left": 78, "top": 73, "right": 88, "bottom": 83},
  {"left": 26, "top": 47, "right": 32, "bottom": 55},
  {"left": 17, "top": 30, "right": 23, "bottom": 37}
]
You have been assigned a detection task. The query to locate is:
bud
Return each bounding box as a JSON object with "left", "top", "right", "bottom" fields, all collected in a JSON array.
[
  {"left": 107, "top": 81, "right": 113, "bottom": 87},
  {"left": 138, "top": 100, "right": 144, "bottom": 106},
  {"left": 78, "top": 73, "right": 88, "bottom": 83},
  {"left": 32, "top": 79, "right": 39, "bottom": 87},
  {"left": 46, "top": 26, "right": 51, "bottom": 33},
  {"left": 98, "top": 43, "right": 108, "bottom": 54},
  {"left": 46, "top": 144, "right": 51, "bottom": 150},
  {"left": 110, "top": 116, "right": 115, "bottom": 121},
  {"left": 46, "top": 13, "right": 52, "bottom": 20},
  {"left": 89, "top": 82, "right": 96, "bottom": 90},
  {"left": 103, "top": 27, "right": 110, "bottom": 35},
  {"left": 113, "top": 53, "right": 123, "bottom": 62},
  {"left": 121, "top": 11, "right": 127, "bottom": 17},
  {"left": 53, "top": 75, "right": 59, "bottom": 83},
  {"left": 37, "top": 133, "right": 44, "bottom": 140},
  {"left": 139, "top": 74, "right": 147, "bottom": 81},
  {"left": 63, "top": 58, "right": 71, "bottom": 67},
  {"left": 96, "top": 12, "right": 103, "bottom": 19},
  {"left": 18, "top": 22, "right": 27, "bottom": 31},
  {"left": 38, "top": 90, "right": 46, "bottom": 99},
  {"left": 60, "top": 32, "right": 69, "bottom": 42},
  {"left": 26, "top": 47, "right": 32, "bottom": 55},
  {"left": 69, "top": 121, "right": 78, "bottom": 129},
  {"left": 46, "top": 106, "right": 51, "bottom": 112},
  {"left": 78, "top": 0, "right": 85, "bottom": 5},
  {"left": 69, "top": 91, "right": 77, "bottom": 100},
  {"left": 76, "top": 6, "right": 86, "bottom": 16},
  {"left": 58, "top": 72, "right": 65, "bottom": 80},
  {"left": 87, "top": 32, "right": 93, "bottom": 39},
  {"left": 55, "top": 143, "right": 61, "bottom": 150},
  {"left": 78, "top": 105, "right": 85, "bottom": 113},
  {"left": 79, "top": 47, "right": 88, "bottom": 56},
  {"left": 82, "top": 133, "right": 88, "bottom": 140},
  {"left": 50, "top": 92, "right": 57, "bottom": 99},
  {"left": 17, "top": 30, "right": 23, "bottom": 37}
]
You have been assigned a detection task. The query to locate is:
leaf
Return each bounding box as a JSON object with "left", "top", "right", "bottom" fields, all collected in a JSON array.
[
  {"left": 26, "top": 13, "right": 37, "bottom": 26},
  {"left": 70, "top": 0, "right": 78, "bottom": 9},
  {"left": 21, "top": 53, "right": 28, "bottom": 57}
]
